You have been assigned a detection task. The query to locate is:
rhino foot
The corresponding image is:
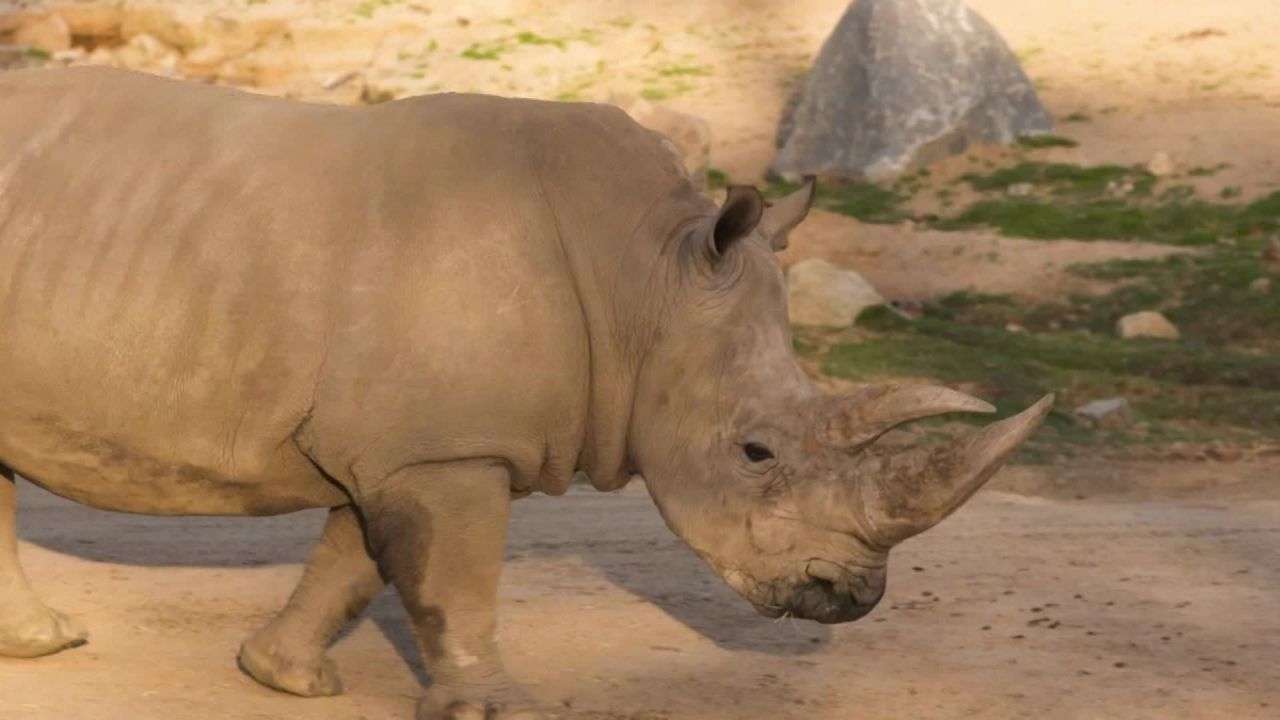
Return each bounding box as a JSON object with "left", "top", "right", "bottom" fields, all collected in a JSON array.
[
  {"left": 416, "top": 685, "right": 546, "bottom": 720},
  {"left": 0, "top": 604, "right": 88, "bottom": 658},
  {"left": 237, "top": 633, "right": 342, "bottom": 697}
]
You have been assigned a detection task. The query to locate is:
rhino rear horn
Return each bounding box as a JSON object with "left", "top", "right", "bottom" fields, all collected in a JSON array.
[
  {"left": 815, "top": 383, "right": 996, "bottom": 451},
  {"left": 858, "top": 395, "right": 1055, "bottom": 546}
]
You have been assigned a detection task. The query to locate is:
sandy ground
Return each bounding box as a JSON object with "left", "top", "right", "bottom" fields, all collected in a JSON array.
[{"left": 2, "top": 473, "right": 1278, "bottom": 720}]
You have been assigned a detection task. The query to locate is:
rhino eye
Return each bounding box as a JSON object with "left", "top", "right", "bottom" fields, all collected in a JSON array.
[{"left": 742, "top": 442, "right": 776, "bottom": 463}]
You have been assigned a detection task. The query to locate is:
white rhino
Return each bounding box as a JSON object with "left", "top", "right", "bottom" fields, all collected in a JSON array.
[{"left": 0, "top": 66, "right": 1052, "bottom": 718}]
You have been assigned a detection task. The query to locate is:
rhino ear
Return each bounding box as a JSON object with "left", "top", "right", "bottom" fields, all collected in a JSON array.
[{"left": 711, "top": 185, "right": 765, "bottom": 257}]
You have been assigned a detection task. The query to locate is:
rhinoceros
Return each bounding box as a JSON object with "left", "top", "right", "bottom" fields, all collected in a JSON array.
[{"left": 0, "top": 66, "right": 1052, "bottom": 718}]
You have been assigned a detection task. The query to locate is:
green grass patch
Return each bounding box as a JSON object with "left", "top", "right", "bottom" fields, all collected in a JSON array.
[
  {"left": 768, "top": 178, "right": 908, "bottom": 224},
  {"left": 460, "top": 40, "right": 509, "bottom": 60},
  {"left": 1187, "top": 163, "right": 1230, "bottom": 177},
  {"left": 657, "top": 64, "right": 711, "bottom": 77},
  {"left": 938, "top": 162, "right": 1280, "bottom": 245},
  {"left": 1062, "top": 111, "right": 1092, "bottom": 123},
  {"left": 961, "top": 162, "right": 1139, "bottom": 195},
  {"left": 516, "top": 31, "right": 567, "bottom": 49},
  {"left": 802, "top": 307, "right": 1280, "bottom": 457},
  {"left": 1016, "top": 134, "right": 1080, "bottom": 149}
]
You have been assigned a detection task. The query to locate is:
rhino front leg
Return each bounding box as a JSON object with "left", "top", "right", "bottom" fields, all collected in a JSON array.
[
  {"left": 0, "top": 465, "right": 88, "bottom": 657},
  {"left": 365, "top": 459, "right": 542, "bottom": 720},
  {"left": 239, "top": 503, "right": 385, "bottom": 697}
]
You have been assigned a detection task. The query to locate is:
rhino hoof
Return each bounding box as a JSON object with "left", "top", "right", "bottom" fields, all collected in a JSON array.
[
  {"left": 0, "top": 606, "right": 88, "bottom": 658},
  {"left": 237, "top": 637, "right": 343, "bottom": 697}
]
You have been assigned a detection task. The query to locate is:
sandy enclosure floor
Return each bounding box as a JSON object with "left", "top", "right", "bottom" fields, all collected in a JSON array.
[{"left": 3, "top": 478, "right": 1278, "bottom": 720}]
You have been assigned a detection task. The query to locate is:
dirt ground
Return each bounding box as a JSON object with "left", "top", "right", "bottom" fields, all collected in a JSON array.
[
  {"left": 3, "top": 471, "right": 1278, "bottom": 720},
  {"left": 2, "top": 0, "right": 1279, "bottom": 718}
]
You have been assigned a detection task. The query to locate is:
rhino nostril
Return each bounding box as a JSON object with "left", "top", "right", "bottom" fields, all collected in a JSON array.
[{"left": 808, "top": 576, "right": 836, "bottom": 595}]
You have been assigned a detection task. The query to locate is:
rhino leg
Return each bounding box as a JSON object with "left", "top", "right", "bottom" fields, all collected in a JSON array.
[
  {"left": 239, "top": 504, "right": 384, "bottom": 697},
  {"left": 365, "top": 460, "right": 543, "bottom": 720},
  {"left": 0, "top": 465, "right": 88, "bottom": 658}
]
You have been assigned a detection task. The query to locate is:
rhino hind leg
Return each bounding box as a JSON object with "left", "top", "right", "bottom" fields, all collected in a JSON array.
[
  {"left": 363, "top": 460, "right": 544, "bottom": 720},
  {"left": 239, "top": 504, "right": 385, "bottom": 697},
  {"left": 0, "top": 465, "right": 89, "bottom": 658}
]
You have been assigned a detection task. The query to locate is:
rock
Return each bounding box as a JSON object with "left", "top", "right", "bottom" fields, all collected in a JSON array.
[
  {"left": 1074, "top": 397, "right": 1133, "bottom": 430},
  {"left": 1116, "top": 310, "right": 1180, "bottom": 340},
  {"left": 786, "top": 259, "right": 885, "bottom": 328},
  {"left": 886, "top": 298, "right": 924, "bottom": 320},
  {"left": 1004, "top": 322, "right": 1027, "bottom": 333},
  {"left": 608, "top": 94, "right": 711, "bottom": 191},
  {"left": 1105, "top": 179, "right": 1135, "bottom": 197},
  {"left": 771, "top": 0, "right": 1051, "bottom": 181},
  {"left": 54, "top": 4, "right": 124, "bottom": 38},
  {"left": 113, "top": 33, "right": 178, "bottom": 70},
  {"left": 1146, "top": 151, "right": 1176, "bottom": 177},
  {"left": 86, "top": 47, "right": 114, "bottom": 65},
  {"left": 1006, "top": 182, "right": 1034, "bottom": 197},
  {"left": 13, "top": 12, "right": 71, "bottom": 53},
  {"left": 119, "top": 7, "right": 205, "bottom": 52},
  {"left": 178, "top": 44, "right": 227, "bottom": 79},
  {"left": 1262, "top": 236, "right": 1280, "bottom": 271},
  {"left": 1249, "top": 277, "right": 1273, "bottom": 296}
]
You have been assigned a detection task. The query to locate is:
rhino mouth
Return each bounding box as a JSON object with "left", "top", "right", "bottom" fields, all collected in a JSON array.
[{"left": 748, "top": 562, "right": 887, "bottom": 624}]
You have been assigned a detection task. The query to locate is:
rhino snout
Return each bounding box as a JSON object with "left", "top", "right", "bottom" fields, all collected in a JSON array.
[{"left": 749, "top": 563, "right": 886, "bottom": 624}]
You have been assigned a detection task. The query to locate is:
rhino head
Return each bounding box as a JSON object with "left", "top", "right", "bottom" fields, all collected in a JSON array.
[{"left": 628, "top": 179, "right": 1053, "bottom": 624}]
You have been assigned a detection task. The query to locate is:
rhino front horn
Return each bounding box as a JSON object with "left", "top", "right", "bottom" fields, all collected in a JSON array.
[{"left": 859, "top": 394, "right": 1055, "bottom": 547}]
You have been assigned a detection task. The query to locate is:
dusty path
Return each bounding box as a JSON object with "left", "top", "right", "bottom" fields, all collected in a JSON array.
[{"left": 2, "top": 477, "right": 1276, "bottom": 720}]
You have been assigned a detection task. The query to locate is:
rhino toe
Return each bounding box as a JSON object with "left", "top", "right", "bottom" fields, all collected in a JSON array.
[{"left": 237, "top": 635, "right": 343, "bottom": 697}]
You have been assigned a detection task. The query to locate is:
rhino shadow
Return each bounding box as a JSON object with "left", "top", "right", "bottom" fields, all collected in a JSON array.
[
  {"left": 506, "top": 493, "right": 834, "bottom": 656},
  {"left": 536, "top": 549, "right": 833, "bottom": 656}
]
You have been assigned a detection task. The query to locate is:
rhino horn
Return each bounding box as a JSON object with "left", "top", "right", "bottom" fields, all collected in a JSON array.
[
  {"left": 857, "top": 394, "right": 1055, "bottom": 547},
  {"left": 815, "top": 384, "right": 997, "bottom": 451},
  {"left": 760, "top": 175, "right": 816, "bottom": 251}
]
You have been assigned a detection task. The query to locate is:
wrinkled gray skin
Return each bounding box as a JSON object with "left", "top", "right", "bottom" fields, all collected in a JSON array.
[{"left": 0, "top": 67, "right": 1051, "bottom": 719}]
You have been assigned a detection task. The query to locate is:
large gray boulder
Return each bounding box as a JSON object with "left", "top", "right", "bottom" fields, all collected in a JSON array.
[{"left": 772, "top": 0, "right": 1052, "bottom": 181}]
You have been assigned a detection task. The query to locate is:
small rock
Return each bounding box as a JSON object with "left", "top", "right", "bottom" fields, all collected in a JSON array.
[
  {"left": 608, "top": 94, "right": 711, "bottom": 190},
  {"left": 1006, "top": 182, "right": 1034, "bottom": 197},
  {"left": 1005, "top": 322, "right": 1027, "bottom": 333},
  {"left": 1146, "top": 151, "right": 1176, "bottom": 177},
  {"left": 886, "top": 298, "right": 924, "bottom": 320},
  {"left": 1262, "top": 237, "right": 1280, "bottom": 271},
  {"left": 1074, "top": 397, "right": 1133, "bottom": 430},
  {"left": 787, "top": 259, "right": 885, "bottom": 328},
  {"left": 178, "top": 44, "right": 227, "bottom": 79},
  {"left": 1105, "top": 180, "right": 1134, "bottom": 197},
  {"left": 13, "top": 13, "right": 72, "bottom": 53},
  {"left": 1248, "top": 277, "right": 1273, "bottom": 296},
  {"left": 1116, "top": 310, "right": 1180, "bottom": 340},
  {"left": 1205, "top": 443, "right": 1244, "bottom": 462},
  {"left": 52, "top": 47, "right": 86, "bottom": 64},
  {"left": 86, "top": 47, "right": 115, "bottom": 65},
  {"left": 113, "top": 33, "right": 176, "bottom": 68},
  {"left": 54, "top": 4, "right": 124, "bottom": 38}
]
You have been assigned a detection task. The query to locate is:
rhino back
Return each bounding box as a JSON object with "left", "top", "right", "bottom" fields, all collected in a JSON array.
[{"left": 0, "top": 68, "right": 603, "bottom": 512}]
